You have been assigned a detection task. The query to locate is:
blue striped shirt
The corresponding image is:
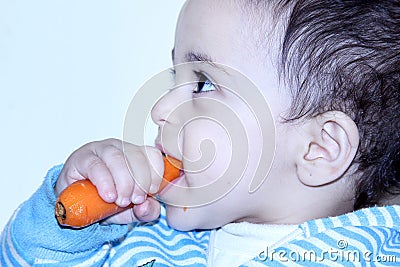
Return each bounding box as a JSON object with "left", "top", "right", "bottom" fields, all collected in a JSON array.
[{"left": 1, "top": 165, "right": 399, "bottom": 266}]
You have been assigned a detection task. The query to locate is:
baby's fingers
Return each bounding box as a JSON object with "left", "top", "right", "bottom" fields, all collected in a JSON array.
[
  {"left": 124, "top": 146, "right": 164, "bottom": 203},
  {"left": 101, "top": 198, "right": 161, "bottom": 225},
  {"left": 124, "top": 146, "right": 151, "bottom": 204},
  {"left": 82, "top": 154, "right": 117, "bottom": 203},
  {"left": 98, "top": 144, "right": 134, "bottom": 207},
  {"left": 146, "top": 148, "right": 164, "bottom": 194}
]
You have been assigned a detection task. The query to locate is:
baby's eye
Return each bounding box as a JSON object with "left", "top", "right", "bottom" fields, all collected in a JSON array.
[{"left": 193, "top": 72, "right": 216, "bottom": 94}]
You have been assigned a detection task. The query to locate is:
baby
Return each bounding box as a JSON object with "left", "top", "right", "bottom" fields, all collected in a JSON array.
[{"left": 2, "top": 0, "right": 399, "bottom": 266}]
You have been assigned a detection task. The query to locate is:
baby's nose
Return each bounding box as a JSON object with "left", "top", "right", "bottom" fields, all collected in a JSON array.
[{"left": 151, "top": 85, "right": 192, "bottom": 127}]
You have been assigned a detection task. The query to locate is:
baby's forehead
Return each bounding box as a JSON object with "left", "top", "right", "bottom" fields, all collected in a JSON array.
[
  {"left": 182, "top": 0, "right": 285, "bottom": 35},
  {"left": 174, "top": 0, "right": 288, "bottom": 97},
  {"left": 231, "top": 0, "right": 289, "bottom": 58}
]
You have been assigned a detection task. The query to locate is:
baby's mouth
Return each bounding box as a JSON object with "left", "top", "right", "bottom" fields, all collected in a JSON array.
[
  {"left": 161, "top": 152, "right": 183, "bottom": 169},
  {"left": 160, "top": 151, "right": 185, "bottom": 187}
]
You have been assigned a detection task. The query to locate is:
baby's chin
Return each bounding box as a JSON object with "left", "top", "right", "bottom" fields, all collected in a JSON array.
[
  {"left": 164, "top": 204, "right": 226, "bottom": 231},
  {"left": 164, "top": 205, "right": 196, "bottom": 231}
]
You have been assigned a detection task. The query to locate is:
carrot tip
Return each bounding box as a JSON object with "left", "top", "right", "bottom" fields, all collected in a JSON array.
[{"left": 55, "top": 201, "right": 66, "bottom": 223}]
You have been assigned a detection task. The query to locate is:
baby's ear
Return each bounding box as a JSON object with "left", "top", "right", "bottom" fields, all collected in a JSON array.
[{"left": 297, "top": 111, "right": 359, "bottom": 186}]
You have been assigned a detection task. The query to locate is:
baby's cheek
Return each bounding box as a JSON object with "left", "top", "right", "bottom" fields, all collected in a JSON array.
[{"left": 182, "top": 125, "right": 233, "bottom": 188}]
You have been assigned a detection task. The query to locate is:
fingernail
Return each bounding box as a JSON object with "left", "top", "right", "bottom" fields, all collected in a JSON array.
[
  {"left": 106, "top": 192, "right": 117, "bottom": 202},
  {"left": 149, "top": 184, "right": 158, "bottom": 194},
  {"left": 118, "top": 197, "right": 131, "bottom": 207},
  {"left": 132, "top": 195, "right": 145, "bottom": 204}
]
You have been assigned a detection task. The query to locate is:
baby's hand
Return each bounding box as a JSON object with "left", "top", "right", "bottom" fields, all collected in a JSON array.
[{"left": 55, "top": 138, "right": 164, "bottom": 224}]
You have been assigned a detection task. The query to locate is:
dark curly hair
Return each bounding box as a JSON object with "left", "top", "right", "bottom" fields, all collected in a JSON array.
[{"left": 273, "top": 0, "right": 400, "bottom": 209}]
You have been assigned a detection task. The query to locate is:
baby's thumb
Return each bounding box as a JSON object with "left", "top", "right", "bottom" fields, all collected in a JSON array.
[
  {"left": 133, "top": 197, "right": 161, "bottom": 222},
  {"left": 101, "top": 198, "right": 161, "bottom": 225}
]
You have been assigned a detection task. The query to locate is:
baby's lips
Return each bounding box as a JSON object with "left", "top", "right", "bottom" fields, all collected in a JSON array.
[
  {"left": 154, "top": 142, "right": 165, "bottom": 155},
  {"left": 154, "top": 143, "right": 182, "bottom": 169}
]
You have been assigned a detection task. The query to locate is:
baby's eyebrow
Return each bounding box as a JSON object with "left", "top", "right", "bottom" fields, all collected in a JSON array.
[
  {"left": 171, "top": 48, "right": 228, "bottom": 75},
  {"left": 184, "top": 51, "right": 214, "bottom": 64},
  {"left": 171, "top": 47, "right": 215, "bottom": 64}
]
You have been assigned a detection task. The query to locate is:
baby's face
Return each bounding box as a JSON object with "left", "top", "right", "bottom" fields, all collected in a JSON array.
[{"left": 151, "top": 0, "right": 296, "bottom": 230}]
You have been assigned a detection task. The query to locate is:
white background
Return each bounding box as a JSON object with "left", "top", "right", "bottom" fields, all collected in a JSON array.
[{"left": 0, "top": 0, "right": 186, "bottom": 230}]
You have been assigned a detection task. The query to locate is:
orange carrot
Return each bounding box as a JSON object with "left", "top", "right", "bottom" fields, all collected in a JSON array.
[
  {"left": 159, "top": 156, "right": 181, "bottom": 191},
  {"left": 55, "top": 155, "right": 182, "bottom": 228}
]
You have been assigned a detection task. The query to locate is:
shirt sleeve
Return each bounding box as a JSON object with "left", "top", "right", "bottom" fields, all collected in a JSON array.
[{"left": 0, "top": 164, "right": 130, "bottom": 266}]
